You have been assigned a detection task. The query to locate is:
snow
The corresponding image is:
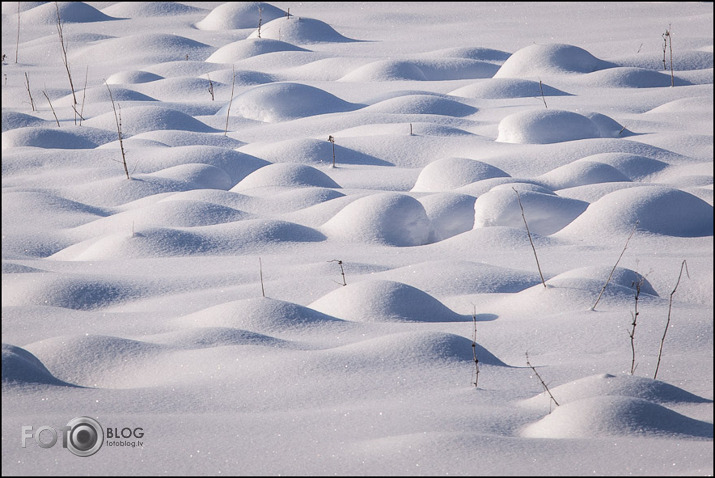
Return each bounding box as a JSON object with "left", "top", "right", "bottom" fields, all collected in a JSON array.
[{"left": 1, "top": 2, "right": 713, "bottom": 475}]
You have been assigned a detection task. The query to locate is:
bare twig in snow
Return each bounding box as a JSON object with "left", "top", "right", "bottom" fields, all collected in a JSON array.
[
  {"left": 591, "top": 221, "right": 638, "bottom": 311},
  {"left": 526, "top": 352, "right": 559, "bottom": 411},
  {"left": 42, "top": 90, "right": 60, "bottom": 127},
  {"left": 513, "top": 187, "right": 546, "bottom": 288},
  {"left": 654, "top": 260, "right": 689, "bottom": 379}
]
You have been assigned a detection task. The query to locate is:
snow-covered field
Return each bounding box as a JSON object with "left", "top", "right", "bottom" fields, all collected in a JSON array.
[{"left": 2, "top": 2, "right": 713, "bottom": 475}]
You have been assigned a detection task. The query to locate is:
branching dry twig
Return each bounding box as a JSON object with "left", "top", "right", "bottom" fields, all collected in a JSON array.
[
  {"left": 628, "top": 273, "right": 645, "bottom": 375},
  {"left": 653, "top": 260, "right": 689, "bottom": 379},
  {"left": 591, "top": 221, "right": 638, "bottom": 311},
  {"left": 513, "top": 187, "right": 546, "bottom": 288},
  {"left": 55, "top": 1, "right": 77, "bottom": 108},
  {"left": 105, "top": 81, "right": 130, "bottom": 179},
  {"left": 538, "top": 78, "right": 547, "bottom": 109}
]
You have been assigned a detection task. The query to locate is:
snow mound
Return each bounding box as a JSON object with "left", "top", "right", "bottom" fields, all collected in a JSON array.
[
  {"left": 309, "top": 280, "right": 471, "bottom": 323},
  {"left": 450, "top": 78, "right": 570, "bottom": 99},
  {"left": 580, "top": 67, "right": 690, "bottom": 88},
  {"left": 556, "top": 186, "right": 713, "bottom": 238},
  {"left": 232, "top": 163, "right": 341, "bottom": 191},
  {"left": 207, "top": 38, "right": 309, "bottom": 63},
  {"left": 370, "top": 260, "right": 540, "bottom": 296},
  {"left": 321, "top": 193, "right": 431, "bottom": 246},
  {"left": 23, "top": 1, "right": 117, "bottom": 24},
  {"left": 124, "top": 145, "right": 268, "bottom": 184},
  {"left": 144, "top": 164, "right": 234, "bottom": 190},
  {"left": 473, "top": 186, "right": 589, "bottom": 235},
  {"left": 421, "top": 46, "right": 511, "bottom": 62},
  {"left": 340, "top": 60, "right": 428, "bottom": 81},
  {"left": 546, "top": 266, "right": 658, "bottom": 297},
  {"left": 496, "top": 109, "right": 603, "bottom": 144},
  {"left": 248, "top": 16, "right": 355, "bottom": 44},
  {"left": 614, "top": 49, "right": 714, "bottom": 71},
  {"left": 2, "top": 273, "right": 142, "bottom": 310},
  {"left": 239, "top": 137, "right": 391, "bottom": 166},
  {"left": 145, "top": 327, "right": 291, "bottom": 350},
  {"left": 71, "top": 33, "right": 212, "bottom": 64},
  {"left": 420, "top": 193, "right": 477, "bottom": 241},
  {"left": 521, "top": 396, "right": 713, "bottom": 439},
  {"left": 174, "top": 297, "right": 345, "bottom": 334},
  {"left": 24, "top": 334, "right": 165, "bottom": 388},
  {"left": 195, "top": 2, "right": 286, "bottom": 30},
  {"left": 84, "top": 106, "right": 219, "bottom": 135},
  {"left": 1, "top": 111, "right": 47, "bottom": 132},
  {"left": 57, "top": 85, "right": 157, "bottom": 105},
  {"left": 221, "top": 82, "right": 361, "bottom": 122},
  {"left": 577, "top": 153, "right": 668, "bottom": 181},
  {"left": 521, "top": 373, "right": 712, "bottom": 408},
  {"left": 411, "top": 157, "right": 510, "bottom": 192},
  {"left": 582, "top": 112, "right": 630, "bottom": 138},
  {"left": 325, "top": 331, "right": 507, "bottom": 368},
  {"left": 2, "top": 127, "right": 105, "bottom": 149},
  {"left": 2, "top": 343, "right": 74, "bottom": 387},
  {"left": 105, "top": 70, "right": 164, "bottom": 85},
  {"left": 538, "top": 160, "right": 631, "bottom": 190},
  {"left": 495, "top": 43, "right": 613, "bottom": 78},
  {"left": 362, "top": 94, "right": 477, "bottom": 117},
  {"left": 51, "top": 220, "right": 325, "bottom": 260},
  {"left": 102, "top": 1, "right": 203, "bottom": 17}
]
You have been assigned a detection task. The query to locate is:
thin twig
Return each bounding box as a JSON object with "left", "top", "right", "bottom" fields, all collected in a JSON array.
[
  {"left": 328, "top": 135, "right": 336, "bottom": 167},
  {"left": 259, "top": 257, "right": 266, "bottom": 297},
  {"left": 472, "top": 304, "right": 480, "bottom": 388},
  {"left": 105, "top": 81, "right": 130, "bottom": 179},
  {"left": 526, "top": 352, "right": 558, "bottom": 410},
  {"left": 15, "top": 2, "right": 20, "bottom": 63},
  {"left": 79, "top": 65, "right": 88, "bottom": 126},
  {"left": 538, "top": 78, "right": 547, "bottom": 109},
  {"left": 42, "top": 90, "right": 60, "bottom": 127},
  {"left": 654, "top": 260, "right": 689, "bottom": 379},
  {"left": 513, "top": 187, "right": 546, "bottom": 288},
  {"left": 224, "top": 65, "right": 235, "bottom": 136},
  {"left": 591, "top": 221, "right": 638, "bottom": 311},
  {"left": 328, "top": 259, "right": 346, "bottom": 286},
  {"left": 55, "top": 1, "right": 77, "bottom": 106},
  {"left": 628, "top": 273, "right": 644, "bottom": 375},
  {"left": 24, "top": 72, "right": 35, "bottom": 111}
]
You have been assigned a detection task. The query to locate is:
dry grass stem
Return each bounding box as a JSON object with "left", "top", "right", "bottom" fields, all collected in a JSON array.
[
  {"left": 653, "top": 260, "right": 689, "bottom": 379},
  {"left": 591, "top": 220, "right": 638, "bottom": 311},
  {"left": 513, "top": 187, "right": 546, "bottom": 288}
]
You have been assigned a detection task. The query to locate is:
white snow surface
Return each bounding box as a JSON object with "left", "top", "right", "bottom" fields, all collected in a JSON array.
[{"left": 1, "top": 2, "right": 713, "bottom": 476}]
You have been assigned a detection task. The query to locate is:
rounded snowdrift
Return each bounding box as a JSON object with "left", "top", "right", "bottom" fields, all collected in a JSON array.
[
  {"left": 23, "top": 1, "right": 117, "bottom": 24},
  {"left": 521, "top": 395, "right": 713, "bottom": 439},
  {"left": 105, "top": 70, "right": 164, "bottom": 84},
  {"left": 420, "top": 193, "right": 477, "bottom": 242},
  {"left": 495, "top": 43, "right": 613, "bottom": 78},
  {"left": 556, "top": 186, "right": 713, "bottom": 238},
  {"left": 309, "top": 279, "right": 471, "bottom": 323},
  {"left": 473, "top": 186, "right": 589, "bottom": 235},
  {"left": 232, "top": 163, "right": 341, "bottom": 191},
  {"left": 206, "top": 38, "right": 309, "bottom": 63},
  {"left": 221, "top": 82, "right": 361, "bottom": 122},
  {"left": 520, "top": 373, "right": 711, "bottom": 408},
  {"left": 322, "top": 331, "right": 507, "bottom": 368},
  {"left": 2, "top": 343, "right": 75, "bottom": 386},
  {"left": 538, "top": 160, "right": 631, "bottom": 190},
  {"left": 196, "top": 2, "right": 286, "bottom": 30},
  {"left": 175, "top": 297, "right": 345, "bottom": 333},
  {"left": 412, "top": 157, "right": 510, "bottom": 192},
  {"left": 84, "top": 106, "right": 219, "bottom": 136},
  {"left": 496, "top": 109, "right": 603, "bottom": 144},
  {"left": 450, "top": 78, "right": 570, "bottom": 99},
  {"left": 321, "top": 193, "right": 431, "bottom": 246},
  {"left": 248, "top": 16, "right": 356, "bottom": 44}
]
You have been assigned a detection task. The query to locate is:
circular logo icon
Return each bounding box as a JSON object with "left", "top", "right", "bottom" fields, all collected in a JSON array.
[{"left": 65, "top": 417, "right": 103, "bottom": 457}]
